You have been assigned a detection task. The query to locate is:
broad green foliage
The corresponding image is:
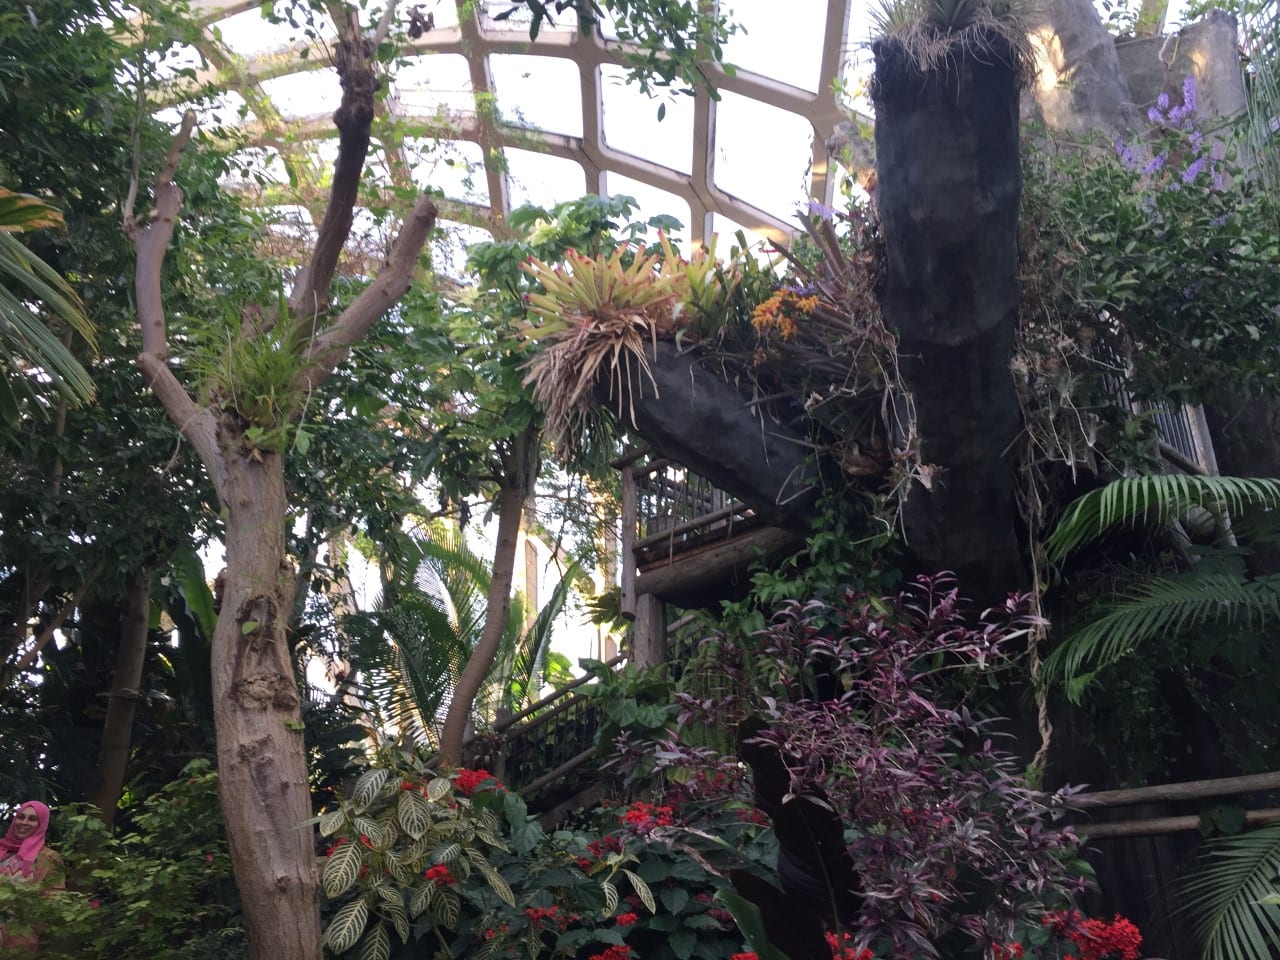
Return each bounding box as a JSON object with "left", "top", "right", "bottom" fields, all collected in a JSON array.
[
  {"left": 1173, "top": 823, "right": 1280, "bottom": 960},
  {"left": 1045, "top": 476, "right": 1280, "bottom": 565},
  {"left": 0, "top": 189, "right": 96, "bottom": 419},
  {"left": 346, "top": 522, "right": 580, "bottom": 745},
  {"left": 318, "top": 749, "right": 779, "bottom": 960},
  {"left": 1022, "top": 117, "right": 1280, "bottom": 427},
  {"left": 1045, "top": 476, "right": 1280, "bottom": 702},
  {"left": 0, "top": 763, "right": 243, "bottom": 959}
]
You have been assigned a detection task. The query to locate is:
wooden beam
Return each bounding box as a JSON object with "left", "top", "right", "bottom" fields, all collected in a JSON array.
[
  {"left": 632, "top": 595, "right": 667, "bottom": 668},
  {"left": 1081, "top": 808, "right": 1280, "bottom": 839},
  {"left": 1074, "top": 771, "right": 1280, "bottom": 808},
  {"left": 635, "top": 527, "right": 797, "bottom": 600},
  {"left": 620, "top": 462, "right": 637, "bottom": 622}
]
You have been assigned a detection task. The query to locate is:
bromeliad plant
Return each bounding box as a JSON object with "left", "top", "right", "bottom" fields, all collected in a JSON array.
[{"left": 517, "top": 233, "right": 749, "bottom": 454}]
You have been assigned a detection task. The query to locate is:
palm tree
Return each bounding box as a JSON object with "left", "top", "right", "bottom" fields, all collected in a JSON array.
[
  {"left": 1043, "top": 474, "right": 1280, "bottom": 699},
  {"left": 346, "top": 523, "right": 580, "bottom": 748},
  {"left": 0, "top": 188, "right": 96, "bottom": 420},
  {"left": 1172, "top": 822, "right": 1280, "bottom": 960}
]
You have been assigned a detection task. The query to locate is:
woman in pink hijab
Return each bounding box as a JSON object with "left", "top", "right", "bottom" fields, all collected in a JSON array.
[
  {"left": 0, "top": 801, "right": 64, "bottom": 953},
  {"left": 0, "top": 802, "right": 60, "bottom": 884}
]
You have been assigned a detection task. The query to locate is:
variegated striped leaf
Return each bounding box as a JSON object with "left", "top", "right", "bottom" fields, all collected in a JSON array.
[
  {"left": 324, "top": 898, "right": 368, "bottom": 955},
  {"left": 323, "top": 840, "right": 365, "bottom": 899}
]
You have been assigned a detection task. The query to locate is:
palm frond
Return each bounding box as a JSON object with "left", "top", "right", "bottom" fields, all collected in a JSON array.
[
  {"left": 501, "top": 559, "right": 582, "bottom": 713},
  {"left": 1045, "top": 571, "right": 1280, "bottom": 700},
  {"left": 1172, "top": 823, "right": 1280, "bottom": 960},
  {"left": 1045, "top": 476, "right": 1280, "bottom": 565}
]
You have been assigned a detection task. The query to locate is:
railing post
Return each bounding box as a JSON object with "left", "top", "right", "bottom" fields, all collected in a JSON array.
[
  {"left": 620, "top": 461, "right": 637, "bottom": 621},
  {"left": 632, "top": 594, "right": 667, "bottom": 667}
]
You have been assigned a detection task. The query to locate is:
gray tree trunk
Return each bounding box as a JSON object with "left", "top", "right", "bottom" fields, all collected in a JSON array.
[
  {"left": 89, "top": 571, "right": 151, "bottom": 827},
  {"left": 871, "top": 35, "right": 1027, "bottom": 602},
  {"left": 213, "top": 432, "right": 320, "bottom": 958}
]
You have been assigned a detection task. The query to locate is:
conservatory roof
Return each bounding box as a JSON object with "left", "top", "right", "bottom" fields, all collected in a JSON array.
[{"left": 146, "top": 0, "right": 877, "bottom": 259}]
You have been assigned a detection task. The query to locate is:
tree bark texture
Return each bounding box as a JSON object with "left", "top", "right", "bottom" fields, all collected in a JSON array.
[
  {"left": 1025, "top": 0, "right": 1138, "bottom": 135},
  {"left": 438, "top": 425, "right": 540, "bottom": 768},
  {"left": 88, "top": 571, "right": 151, "bottom": 828},
  {"left": 602, "top": 341, "right": 820, "bottom": 528},
  {"left": 872, "top": 37, "right": 1026, "bottom": 603},
  {"left": 213, "top": 435, "right": 321, "bottom": 959}
]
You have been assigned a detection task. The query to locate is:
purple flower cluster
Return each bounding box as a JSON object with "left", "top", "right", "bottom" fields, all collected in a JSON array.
[{"left": 1114, "top": 75, "right": 1225, "bottom": 189}]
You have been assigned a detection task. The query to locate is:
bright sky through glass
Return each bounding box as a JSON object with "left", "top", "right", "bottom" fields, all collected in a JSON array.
[{"left": 182, "top": 0, "right": 1200, "bottom": 262}]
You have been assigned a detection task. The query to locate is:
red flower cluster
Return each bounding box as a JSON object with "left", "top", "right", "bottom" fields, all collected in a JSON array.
[
  {"left": 620, "top": 801, "right": 674, "bottom": 833},
  {"left": 524, "top": 905, "right": 569, "bottom": 931},
  {"left": 482, "top": 922, "right": 511, "bottom": 940},
  {"left": 323, "top": 837, "right": 349, "bottom": 857},
  {"left": 586, "top": 835, "right": 623, "bottom": 858},
  {"left": 587, "top": 946, "right": 633, "bottom": 960},
  {"left": 423, "top": 864, "right": 456, "bottom": 887},
  {"left": 615, "top": 912, "right": 639, "bottom": 927},
  {"left": 454, "top": 768, "right": 504, "bottom": 795},
  {"left": 735, "top": 807, "right": 770, "bottom": 826},
  {"left": 1045, "top": 912, "right": 1143, "bottom": 960},
  {"left": 826, "top": 930, "right": 873, "bottom": 960},
  {"left": 732, "top": 954, "right": 759, "bottom": 960},
  {"left": 992, "top": 943, "right": 1025, "bottom": 960}
]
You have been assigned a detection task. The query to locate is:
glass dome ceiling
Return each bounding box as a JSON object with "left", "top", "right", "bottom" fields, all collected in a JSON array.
[{"left": 150, "top": 0, "right": 877, "bottom": 255}]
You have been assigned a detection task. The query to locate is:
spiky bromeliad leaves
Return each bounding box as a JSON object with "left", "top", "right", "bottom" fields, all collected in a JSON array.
[
  {"left": 869, "top": 0, "right": 1035, "bottom": 79},
  {"left": 518, "top": 237, "right": 742, "bottom": 454}
]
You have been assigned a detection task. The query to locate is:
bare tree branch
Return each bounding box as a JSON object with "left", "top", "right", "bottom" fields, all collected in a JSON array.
[
  {"left": 136, "top": 353, "right": 228, "bottom": 498},
  {"left": 288, "top": 7, "right": 378, "bottom": 324},
  {"left": 127, "top": 109, "right": 196, "bottom": 359},
  {"left": 295, "top": 194, "right": 437, "bottom": 392},
  {"left": 126, "top": 111, "right": 229, "bottom": 501}
]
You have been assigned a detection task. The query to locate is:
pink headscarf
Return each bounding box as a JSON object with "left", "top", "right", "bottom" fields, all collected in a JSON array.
[{"left": 0, "top": 801, "right": 49, "bottom": 878}]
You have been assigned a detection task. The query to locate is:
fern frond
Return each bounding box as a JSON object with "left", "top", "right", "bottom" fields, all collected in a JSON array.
[
  {"left": 1046, "top": 476, "right": 1280, "bottom": 565},
  {"left": 1045, "top": 572, "right": 1280, "bottom": 700},
  {"left": 1173, "top": 823, "right": 1280, "bottom": 960}
]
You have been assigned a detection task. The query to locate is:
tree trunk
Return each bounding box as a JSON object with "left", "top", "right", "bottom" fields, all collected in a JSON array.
[
  {"left": 88, "top": 570, "right": 151, "bottom": 827},
  {"left": 212, "top": 429, "right": 320, "bottom": 960},
  {"left": 438, "top": 426, "right": 540, "bottom": 767},
  {"left": 872, "top": 35, "right": 1027, "bottom": 603}
]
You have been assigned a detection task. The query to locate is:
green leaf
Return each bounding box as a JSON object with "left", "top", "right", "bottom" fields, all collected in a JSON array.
[
  {"left": 1173, "top": 823, "right": 1280, "bottom": 960},
  {"left": 323, "top": 840, "right": 364, "bottom": 899},
  {"left": 669, "top": 928, "right": 697, "bottom": 960},
  {"left": 358, "top": 920, "right": 390, "bottom": 960},
  {"left": 658, "top": 882, "right": 687, "bottom": 915},
  {"left": 324, "top": 898, "right": 369, "bottom": 955},
  {"left": 319, "top": 809, "right": 347, "bottom": 838},
  {"left": 409, "top": 881, "right": 435, "bottom": 918},
  {"left": 626, "top": 869, "right": 657, "bottom": 913},
  {"left": 600, "top": 879, "right": 619, "bottom": 916},
  {"left": 353, "top": 768, "right": 391, "bottom": 810},
  {"left": 426, "top": 777, "right": 452, "bottom": 802},
  {"left": 374, "top": 886, "right": 410, "bottom": 942},
  {"left": 715, "top": 889, "right": 791, "bottom": 960},
  {"left": 397, "top": 789, "right": 432, "bottom": 840},
  {"left": 240, "top": 620, "right": 260, "bottom": 635}
]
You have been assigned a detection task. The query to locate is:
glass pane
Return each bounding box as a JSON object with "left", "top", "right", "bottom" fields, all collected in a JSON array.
[
  {"left": 491, "top": 55, "right": 583, "bottom": 137},
  {"left": 721, "top": 0, "right": 826, "bottom": 92},
  {"left": 713, "top": 92, "right": 812, "bottom": 224},
  {"left": 259, "top": 70, "right": 343, "bottom": 120},
  {"left": 408, "top": 139, "right": 489, "bottom": 205},
  {"left": 504, "top": 148, "right": 586, "bottom": 212},
  {"left": 600, "top": 66, "right": 694, "bottom": 174},
  {"left": 392, "top": 54, "right": 474, "bottom": 118}
]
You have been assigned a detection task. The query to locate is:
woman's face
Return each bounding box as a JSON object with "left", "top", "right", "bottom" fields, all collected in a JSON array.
[{"left": 10, "top": 806, "right": 40, "bottom": 841}]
